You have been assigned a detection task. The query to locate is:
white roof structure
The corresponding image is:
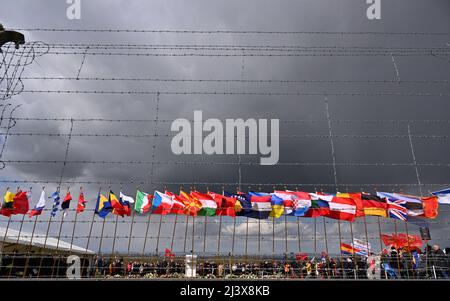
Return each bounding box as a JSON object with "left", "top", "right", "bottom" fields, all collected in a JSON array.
[{"left": 0, "top": 227, "right": 95, "bottom": 254}]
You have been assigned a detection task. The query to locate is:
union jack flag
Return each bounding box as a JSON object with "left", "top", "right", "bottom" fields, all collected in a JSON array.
[{"left": 386, "top": 198, "right": 408, "bottom": 221}]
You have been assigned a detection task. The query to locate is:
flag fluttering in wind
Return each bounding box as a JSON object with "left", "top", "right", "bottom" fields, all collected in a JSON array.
[
  {"left": 191, "top": 191, "right": 217, "bottom": 216},
  {"left": 76, "top": 191, "right": 86, "bottom": 214},
  {"left": 135, "top": 190, "right": 152, "bottom": 214},
  {"left": 119, "top": 191, "right": 134, "bottom": 216},
  {"left": 381, "top": 233, "right": 423, "bottom": 250},
  {"left": 431, "top": 188, "right": 450, "bottom": 205},
  {"left": 0, "top": 189, "right": 16, "bottom": 216},
  {"left": 95, "top": 193, "right": 112, "bottom": 218},
  {"left": 110, "top": 190, "right": 130, "bottom": 217},
  {"left": 62, "top": 191, "right": 72, "bottom": 217},
  {"left": 50, "top": 191, "right": 60, "bottom": 217},
  {"left": 29, "top": 190, "right": 46, "bottom": 217},
  {"left": 164, "top": 248, "right": 175, "bottom": 258},
  {"left": 248, "top": 192, "right": 272, "bottom": 219},
  {"left": 165, "top": 191, "right": 186, "bottom": 215},
  {"left": 152, "top": 191, "right": 174, "bottom": 215},
  {"left": 207, "top": 192, "right": 236, "bottom": 217}
]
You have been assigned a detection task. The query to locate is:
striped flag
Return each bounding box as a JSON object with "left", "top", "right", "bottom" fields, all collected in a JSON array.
[
  {"left": 50, "top": 191, "right": 60, "bottom": 217},
  {"left": 29, "top": 190, "right": 46, "bottom": 217}
]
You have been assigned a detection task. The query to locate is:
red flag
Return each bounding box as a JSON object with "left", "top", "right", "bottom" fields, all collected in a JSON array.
[
  {"left": 207, "top": 192, "right": 236, "bottom": 217},
  {"left": 165, "top": 248, "right": 175, "bottom": 257},
  {"left": 76, "top": 192, "right": 86, "bottom": 214},
  {"left": 165, "top": 191, "right": 186, "bottom": 215},
  {"left": 61, "top": 191, "right": 72, "bottom": 211},
  {"left": 421, "top": 196, "right": 438, "bottom": 218},
  {"left": 327, "top": 197, "right": 356, "bottom": 222},
  {"left": 12, "top": 191, "right": 29, "bottom": 215},
  {"left": 381, "top": 233, "right": 423, "bottom": 249}
]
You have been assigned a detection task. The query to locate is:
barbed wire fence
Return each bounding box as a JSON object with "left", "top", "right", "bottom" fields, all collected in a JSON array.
[{"left": 0, "top": 28, "right": 448, "bottom": 279}]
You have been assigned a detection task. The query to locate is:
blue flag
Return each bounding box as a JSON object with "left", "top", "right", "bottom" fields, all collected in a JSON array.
[
  {"left": 224, "top": 191, "right": 252, "bottom": 217},
  {"left": 50, "top": 191, "right": 60, "bottom": 217}
]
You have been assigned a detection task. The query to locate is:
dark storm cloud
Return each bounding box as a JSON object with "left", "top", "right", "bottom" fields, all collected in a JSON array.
[{"left": 0, "top": 0, "right": 449, "bottom": 254}]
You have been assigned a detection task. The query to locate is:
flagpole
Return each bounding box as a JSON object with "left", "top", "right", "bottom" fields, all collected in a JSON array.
[
  {"left": 83, "top": 187, "right": 101, "bottom": 278},
  {"left": 217, "top": 187, "right": 225, "bottom": 256},
  {"left": 50, "top": 186, "right": 70, "bottom": 279},
  {"left": 154, "top": 213, "right": 163, "bottom": 255},
  {"left": 8, "top": 187, "right": 29, "bottom": 278},
  {"left": 37, "top": 186, "right": 59, "bottom": 278},
  {"left": 97, "top": 186, "right": 109, "bottom": 256},
  {"left": 322, "top": 216, "right": 330, "bottom": 278},
  {"left": 170, "top": 212, "right": 178, "bottom": 254},
  {"left": 170, "top": 186, "right": 182, "bottom": 253},
  {"left": 403, "top": 219, "right": 411, "bottom": 279},
  {"left": 110, "top": 184, "right": 121, "bottom": 257},
  {"left": 393, "top": 214, "right": 401, "bottom": 275},
  {"left": 24, "top": 186, "right": 44, "bottom": 278},
  {"left": 127, "top": 186, "right": 138, "bottom": 261},
  {"left": 191, "top": 186, "right": 195, "bottom": 254},
  {"left": 154, "top": 185, "right": 166, "bottom": 256},
  {"left": 69, "top": 187, "right": 81, "bottom": 253},
  {"left": 68, "top": 187, "right": 81, "bottom": 277},
  {"left": 337, "top": 219, "right": 344, "bottom": 278},
  {"left": 203, "top": 187, "right": 209, "bottom": 254},
  {"left": 348, "top": 220, "right": 357, "bottom": 279},
  {"left": 231, "top": 186, "right": 238, "bottom": 256},
  {"left": 0, "top": 187, "right": 12, "bottom": 256},
  {"left": 295, "top": 186, "right": 302, "bottom": 254}
]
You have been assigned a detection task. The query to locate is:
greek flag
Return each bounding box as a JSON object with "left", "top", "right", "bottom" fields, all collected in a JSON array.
[{"left": 50, "top": 191, "right": 60, "bottom": 217}]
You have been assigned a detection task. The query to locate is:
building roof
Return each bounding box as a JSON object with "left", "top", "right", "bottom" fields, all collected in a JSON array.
[{"left": 0, "top": 227, "right": 95, "bottom": 254}]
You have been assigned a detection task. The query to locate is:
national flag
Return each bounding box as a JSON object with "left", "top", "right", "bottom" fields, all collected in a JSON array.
[
  {"left": 152, "top": 191, "right": 174, "bottom": 215},
  {"left": 412, "top": 251, "right": 420, "bottom": 269},
  {"left": 421, "top": 196, "right": 438, "bottom": 218},
  {"left": 29, "top": 190, "right": 46, "bottom": 217},
  {"left": 269, "top": 194, "right": 284, "bottom": 218},
  {"left": 179, "top": 190, "right": 202, "bottom": 216},
  {"left": 340, "top": 243, "right": 359, "bottom": 255},
  {"left": 61, "top": 191, "right": 72, "bottom": 217},
  {"left": 165, "top": 191, "right": 186, "bottom": 215},
  {"left": 165, "top": 248, "right": 175, "bottom": 258},
  {"left": 377, "top": 192, "right": 423, "bottom": 217},
  {"left": 207, "top": 192, "right": 236, "bottom": 217},
  {"left": 303, "top": 193, "right": 330, "bottom": 218},
  {"left": 224, "top": 191, "right": 252, "bottom": 217},
  {"left": 337, "top": 192, "right": 364, "bottom": 217},
  {"left": 431, "top": 188, "right": 450, "bottom": 205},
  {"left": 273, "top": 191, "right": 295, "bottom": 215},
  {"left": 191, "top": 191, "right": 217, "bottom": 216},
  {"left": 288, "top": 191, "right": 312, "bottom": 216},
  {"left": 0, "top": 190, "right": 16, "bottom": 216},
  {"left": 135, "top": 190, "right": 152, "bottom": 214},
  {"left": 76, "top": 192, "right": 87, "bottom": 214},
  {"left": 386, "top": 198, "right": 408, "bottom": 221},
  {"left": 119, "top": 191, "right": 134, "bottom": 216},
  {"left": 50, "top": 191, "right": 60, "bottom": 217},
  {"left": 95, "top": 193, "right": 112, "bottom": 218},
  {"left": 352, "top": 238, "right": 371, "bottom": 255},
  {"left": 9, "top": 190, "right": 29, "bottom": 215},
  {"left": 360, "top": 193, "right": 388, "bottom": 217},
  {"left": 110, "top": 190, "right": 127, "bottom": 217},
  {"left": 248, "top": 192, "right": 272, "bottom": 219},
  {"left": 381, "top": 233, "right": 422, "bottom": 250},
  {"left": 322, "top": 195, "right": 356, "bottom": 222}
]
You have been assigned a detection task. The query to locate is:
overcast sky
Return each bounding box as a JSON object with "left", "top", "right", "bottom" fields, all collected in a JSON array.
[{"left": 0, "top": 0, "right": 449, "bottom": 256}]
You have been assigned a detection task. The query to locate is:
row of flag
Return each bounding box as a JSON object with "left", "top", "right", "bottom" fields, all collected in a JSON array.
[{"left": 1, "top": 187, "right": 449, "bottom": 222}]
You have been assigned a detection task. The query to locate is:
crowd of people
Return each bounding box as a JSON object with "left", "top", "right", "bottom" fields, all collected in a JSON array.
[
  {"left": 1, "top": 245, "right": 449, "bottom": 279},
  {"left": 91, "top": 244, "right": 449, "bottom": 279}
]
